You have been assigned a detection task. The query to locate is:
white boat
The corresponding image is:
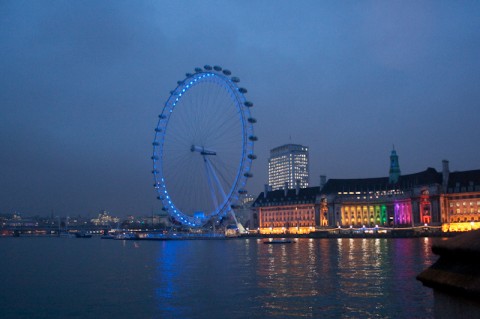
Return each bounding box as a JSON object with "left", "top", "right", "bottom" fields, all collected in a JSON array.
[{"left": 114, "top": 233, "right": 137, "bottom": 240}]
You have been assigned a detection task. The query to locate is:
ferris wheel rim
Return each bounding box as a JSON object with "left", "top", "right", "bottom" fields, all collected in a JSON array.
[{"left": 151, "top": 66, "right": 256, "bottom": 228}]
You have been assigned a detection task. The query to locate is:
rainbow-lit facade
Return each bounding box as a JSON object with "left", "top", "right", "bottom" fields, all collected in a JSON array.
[
  {"left": 319, "top": 166, "right": 443, "bottom": 228},
  {"left": 254, "top": 149, "right": 480, "bottom": 233}
]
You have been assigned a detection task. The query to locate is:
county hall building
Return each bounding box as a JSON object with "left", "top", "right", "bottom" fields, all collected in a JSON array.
[{"left": 253, "top": 149, "right": 480, "bottom": 234}]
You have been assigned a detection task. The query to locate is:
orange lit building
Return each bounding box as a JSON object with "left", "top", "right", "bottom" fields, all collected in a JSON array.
[
  {"left": 441, "top": 169, "right": 480, "bottom": 232},
  {"left": 253, "top": 185, "right": 319, "bottom": 234}
]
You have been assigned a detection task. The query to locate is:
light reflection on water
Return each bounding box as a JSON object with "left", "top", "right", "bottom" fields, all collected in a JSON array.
[
  {"left": 155, "top": 238, "right": 437, "bottom": 319},
  {"left": 0, "top": 237, "right": 437, "bottom": 319}
]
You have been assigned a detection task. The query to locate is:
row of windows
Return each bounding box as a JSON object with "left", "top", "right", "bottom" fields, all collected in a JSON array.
[
  {"left": 269, "top": 174, "right": 291, "bottom": 179},
  {"left": 268, "top": 165, "right": 291, "bottom": 171},
  {"left": 450, "top": 209, "right": 480, "bottom": 214},
  {"left": 344, "top": 209, "right": 386, "bottom": 213},
  {"left": 262, "top": 222, "right": 315, "bottom": 227},
  {"left": 343, "top": 217, "right": 384, "bottom": 222},
  {"left": 342, "top": 213, "right": 386, "bottom": 219},
  {"left": 262, "top": 216, "right": 314, "bottom": 222},
  {"left": 449, "top": 201, "right": 480, "bottom": 207},
  {"left": 449, "top": 217, "right": 480, "bottom": 223},
  {"left": 263, "top": 210, "right": 313, "bottom": 215},
  {"left": 269, "top": 171, "right": 308, "bottom": 178},
  {"left": 337, "top": 190, "right": 403, "bottom": 196},
  {"left": 261, "top": 206, "right": 313, "bottom": 212},
  {"left": 259, "top": 201, "right": 313, "bottom": 206},
  {"left": 447, "top": 194, "right": 480, "bottom": 200}
]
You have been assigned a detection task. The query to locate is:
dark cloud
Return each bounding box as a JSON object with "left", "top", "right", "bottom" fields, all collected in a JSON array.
[{"left": 1, "top": 1, "right": 479, "bottom": 216}]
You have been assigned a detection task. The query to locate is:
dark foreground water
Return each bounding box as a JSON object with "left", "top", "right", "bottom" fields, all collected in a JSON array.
[{"left": 0, "top": 237, "right": 440, "bottom": 319}]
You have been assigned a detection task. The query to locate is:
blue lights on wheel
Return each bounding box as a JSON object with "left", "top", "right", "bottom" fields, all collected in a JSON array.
[{"left": 151, "top": 66, "right": 256, "bottom": 228}]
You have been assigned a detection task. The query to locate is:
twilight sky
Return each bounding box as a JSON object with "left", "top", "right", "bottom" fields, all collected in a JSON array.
[{"left": 1, "top": 1, "right": 479, "bottom": 217}]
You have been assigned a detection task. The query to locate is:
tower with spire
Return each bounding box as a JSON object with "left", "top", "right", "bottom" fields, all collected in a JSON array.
[{"left": 389, "top": 146, "right": 401, "bottom": 184}]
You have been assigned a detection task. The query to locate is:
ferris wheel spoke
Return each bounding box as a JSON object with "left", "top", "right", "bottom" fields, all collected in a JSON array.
[
  {"left": 192, "top": 92, "right": 229, "bottom": 144},
  {"left": 202, "top": 91, "right": 236, "bottom": 137},
  {"left": 200, "top": 111, "right": 239, "bottom": 146},
  {"left": 209, "top": 128, "right": 241, "bottom": 145},
  {"left": 203, "top": 157, "right": 221, "bottom": 210},
  {"left": 211, "top": 157, "right": 239, "bottom": 187}
]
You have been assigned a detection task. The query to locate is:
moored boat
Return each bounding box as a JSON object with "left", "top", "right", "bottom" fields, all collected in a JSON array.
[
  {"left": 75, "top": 231, "right": 92, "bottom": 238},
  {"left": 114, "top": 232, "right": 137, "bottom": 240},
  {"left": 263, "top": 239, "right": 294, "bottom": 244}
]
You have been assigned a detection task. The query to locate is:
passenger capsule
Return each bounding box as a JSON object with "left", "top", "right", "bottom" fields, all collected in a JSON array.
[
  {"left": 244, "top": 101, "right": 253, "bottom": 107},
  {"left": 248, "top": 136, "right": 258, "bottom": 141},
  {"left": 159, "top": 114, "right": 166, "bottom": 119},
  {"left": 194, "top": 67, "right": 202, "bottom": 73},
  {"left": 222, "top": 69, "right": 231, "bottom": 76},
  {"left": 161, "top": 207, "right": 167, "bottom": 211},
  {"left": 244, "top": 172, "right": 253, "bottom": 178},
  {"left": 238, "top": 189, "right": 247, "bottom": 195},
  {"left": 151, "top": 155, "right": 159, "bottom": 160},
  {"left": 177, "top": 80, "right": 184, "bottom": 85},
  {"left": 186, "top": 73, "right": 193, "bottom": 77},
  {"left": 155, "top": 128, "right": 162, "bottom": 132},
  {"left": 152, "top": 170, "right": 159, "bottom": 174},
  {"left": 152, "top": 141, "right": 159, "bottom": 146},
  {"left": 247, "top": 117, "right": 257, "bottom": 123},
  {"left": 238, "top": 87, "right": 247, "bottom": 94},
  {"left": 213, "top": 65, "right": 222, "bottom": 71},
  {"left": 247, "top": 154, "right": 257, "bottom": 160},
  {"left": 204, "top": 65, "right": 212, "bottom": 70},
  {"left": 231, "top": 77, "right": 240, "bottom": 83}
]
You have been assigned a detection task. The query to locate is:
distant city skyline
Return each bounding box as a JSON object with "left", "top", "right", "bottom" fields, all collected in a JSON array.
[{"left": 1, "top": 1, "right": 480, "bottom": 217}]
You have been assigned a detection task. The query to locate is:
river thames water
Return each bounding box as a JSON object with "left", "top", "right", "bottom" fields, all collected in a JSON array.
[{"left": 0, "top": 237, "right": 440, "bottom": 319}]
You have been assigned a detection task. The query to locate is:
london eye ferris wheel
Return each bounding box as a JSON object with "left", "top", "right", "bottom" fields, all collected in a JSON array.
[{"left": 152, "top": 65, "right": 257, "bottom": 228}]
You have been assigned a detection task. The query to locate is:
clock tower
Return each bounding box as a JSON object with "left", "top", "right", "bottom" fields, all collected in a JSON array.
[{"left": 389, "top": 146, "right": 401, "bottom": 184}]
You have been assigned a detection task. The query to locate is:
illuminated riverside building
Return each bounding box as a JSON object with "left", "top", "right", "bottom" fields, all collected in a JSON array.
[
  {"left": 440, "top": 167, "right": 480, "bottom": 232},
  {"left": 268, "top": 144, "right": 309, "bottom": 191},
  {"left": 319, "top": 157, "right": 480, "bottom": 231},
  {"left": 319, "top": 149, "right": 446, "bottom": 228},
  {"left": 253, "top": 185, "right": 319, "bottom": 234},
  {"left": 319, "top": 167, "right": 442, "bottom": 227},
  {"left": 254, "top": 148, "right": 480, "bottom": 233}
]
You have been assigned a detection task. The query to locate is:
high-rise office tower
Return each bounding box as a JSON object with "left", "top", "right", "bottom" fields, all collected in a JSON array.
[{"left": 268, "top": 144, "right": 309, "bottom": 191}]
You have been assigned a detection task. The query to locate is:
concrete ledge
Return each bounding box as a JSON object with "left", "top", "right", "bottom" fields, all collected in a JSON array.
[{"left": 417, "top": 230, "right": 480, "bottom": 299}]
